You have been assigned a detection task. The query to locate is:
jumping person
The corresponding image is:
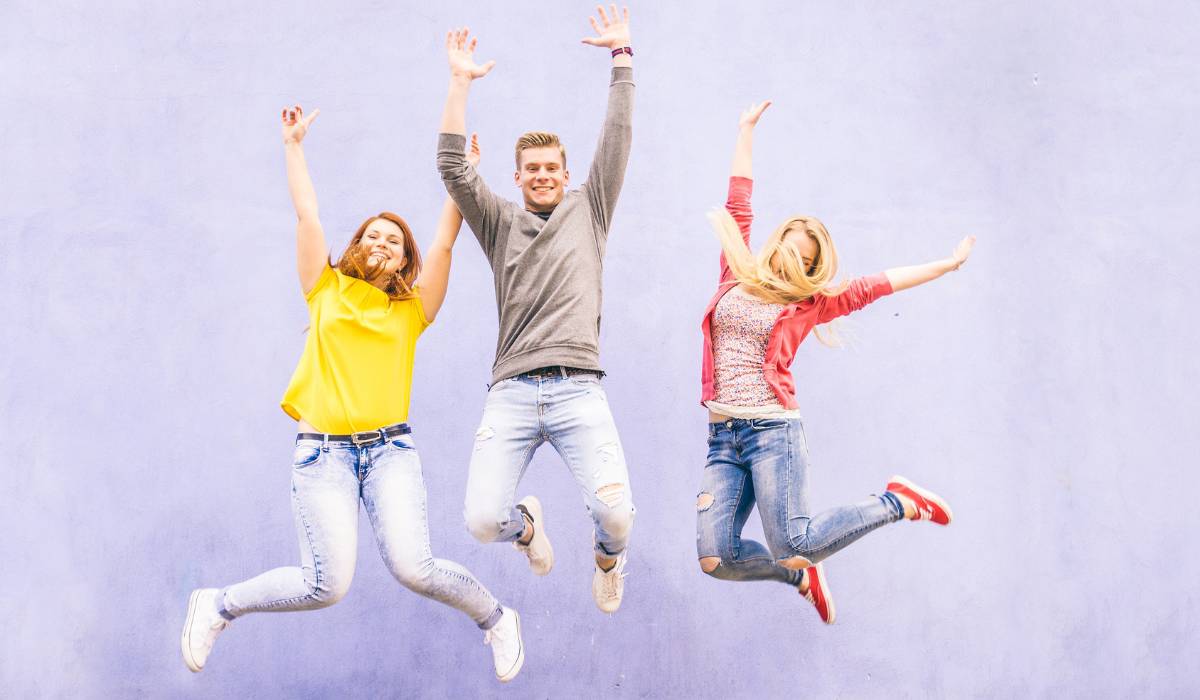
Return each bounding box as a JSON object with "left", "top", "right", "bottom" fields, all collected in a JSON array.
[
  {"left": 180, "top": 107, "right": 525, "bottom": 682},
  {"left": 435, "top": 7, "right": 636, "bottom": 613},
  {"left": 696, "top": 100, "right": 975, "bottom": 624}
]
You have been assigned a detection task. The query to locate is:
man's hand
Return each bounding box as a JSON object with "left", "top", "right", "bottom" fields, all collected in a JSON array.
[
  {"left": 581, "top": 5, "right": 631, "bottom": 49},
  {"left": 446, "top": 28, "right": 495, "bottom": 80},
  {"left": 950, "top": 235, "right": 976, "bottom": 270}
]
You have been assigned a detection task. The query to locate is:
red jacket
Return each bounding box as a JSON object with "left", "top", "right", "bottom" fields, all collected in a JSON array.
[{"left": 700, "top": 176, "right": 894, "bottom": 409}]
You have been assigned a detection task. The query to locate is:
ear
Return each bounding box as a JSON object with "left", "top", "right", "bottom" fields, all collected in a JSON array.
[
  {"left": 562, "top": 169, "right": 570, "bottom": 186},
  {"left": 514, "top": 170, "right": 521, "bottom": 186}
]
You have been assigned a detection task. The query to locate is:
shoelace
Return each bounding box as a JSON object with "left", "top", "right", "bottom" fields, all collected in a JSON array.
[{"left": 599, "top": 562, "right": 627, "bottom": 599}]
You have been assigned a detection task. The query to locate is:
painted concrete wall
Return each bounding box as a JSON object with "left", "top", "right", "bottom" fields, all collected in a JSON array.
[{"left": 2, "top": 0, "right": 1198, "bottom": 696}]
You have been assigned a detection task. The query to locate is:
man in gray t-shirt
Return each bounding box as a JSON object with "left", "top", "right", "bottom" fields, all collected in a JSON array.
[{"left": 436, "top": 10, "right": 636, "bottom": 614}]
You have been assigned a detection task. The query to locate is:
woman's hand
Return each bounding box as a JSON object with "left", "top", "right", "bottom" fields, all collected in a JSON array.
[
  {"left": 281, "top": 105, "right": 319, "bottom": 145},
  {"left": 465, "top": 132, "right": 481, "bottom": 167},
  {"left": 446, "top": 28, "right": 495, "bottom": 80},
  {"left": 738, "top": 100, "right": 771, "bottom": 129},
  {"left": 950, "top": 235, "right": 976, "bottom": 270},
  {"left": 581, "top": 4, "right": 631, "bottom": 49}
]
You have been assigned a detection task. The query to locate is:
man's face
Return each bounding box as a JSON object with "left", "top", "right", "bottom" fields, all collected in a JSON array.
[{"left": 515, "top": 146, "right": 569, "bottom": 212}]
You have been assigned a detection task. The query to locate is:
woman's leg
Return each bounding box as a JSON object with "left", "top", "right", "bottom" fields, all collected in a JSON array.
[
  {"left": 363, "top": 434, "right": 504, "bottom": 630},
  {"left": 222, "top": 440, "right": 361, "bottom": 615},
  {"left": 749, "top": 419, "right": 903, "bottom": 568},
  {"left": 696, "top": 422, "right": 801, "bottom": 585}
]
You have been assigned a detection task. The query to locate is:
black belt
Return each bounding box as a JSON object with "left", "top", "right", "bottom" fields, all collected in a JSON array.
[
  {"left": 513, "top": 365, "right": 603, "bottom": 380},
  {"left": 297, "top": 422, "right": 411, "bottom": 445}
]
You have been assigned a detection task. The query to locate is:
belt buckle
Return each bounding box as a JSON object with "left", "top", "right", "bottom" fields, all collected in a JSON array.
[{"left": 351, "top": 430, "right": 382, "bottom": 445}]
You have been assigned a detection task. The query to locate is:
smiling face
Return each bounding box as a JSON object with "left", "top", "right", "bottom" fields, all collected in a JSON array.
[
  {"left": 358, "top": 217, "right": 407, "bottom": 277},
  {"left": 515, "top": 146, "right": 569, "bottom": 212}
]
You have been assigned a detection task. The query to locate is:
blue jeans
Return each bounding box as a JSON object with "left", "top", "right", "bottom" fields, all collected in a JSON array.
[
  {"left": 221, "top": 432, "right": 503, "bottom": 629},
  {"left": 463, "top": 374, "right": 635, "bottom": 557},
  {"left": 696, "top": 418, "right": 903, "bottom": 584}
]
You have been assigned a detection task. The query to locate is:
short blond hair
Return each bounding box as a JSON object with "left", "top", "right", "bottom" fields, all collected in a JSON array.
[{"left": 514, "top": 131, "right": 567, "bottom": 169}]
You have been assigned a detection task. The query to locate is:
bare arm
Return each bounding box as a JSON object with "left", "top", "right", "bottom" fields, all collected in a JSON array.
[
  {"left": 439, "top": 28, "right": 494, "bottom": 136},
  {"left": 282, "top": 105, "right": 327, "bottom": 294},
  {"left": 731, "top": 101, "right": 770, "bottom": 179},
  {"left": 418, "top": 134, "right": 479, "bottom": 322},
  {"left": 885, "top": 236, "right": 977, "bottom": 292}
]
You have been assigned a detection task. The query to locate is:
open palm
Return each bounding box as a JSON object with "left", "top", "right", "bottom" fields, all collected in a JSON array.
[{"left": 446, "top": 28, "right": 495, "bottom": 80}]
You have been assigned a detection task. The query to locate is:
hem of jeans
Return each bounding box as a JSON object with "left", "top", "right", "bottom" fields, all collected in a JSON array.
[{"left": 479, "top": 604, "right": 504, "bottom": 630}]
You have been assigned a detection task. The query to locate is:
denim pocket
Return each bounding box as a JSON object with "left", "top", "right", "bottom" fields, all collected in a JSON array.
[
  {"left": 389, "top": 435, "right": 417, "bottom": 451},
  {"left": 751, "top": 419, "right": 788, "bottom": 430},
  {"left": 292, "top": 444, "right": 322, "bottom": 468},
  {"left": 568, "top": 374, "right": 601, "bottom": 386}
]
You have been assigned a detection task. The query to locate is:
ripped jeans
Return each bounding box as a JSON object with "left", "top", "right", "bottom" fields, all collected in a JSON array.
[
  {"left": 463, "top": 373, "right": 635, "bottom": 558},
  {"left": 696, "top": 418, "right": 903, "bottom": 584},
  {"left": 221, "top": 432, "right": 503, "bottom": 629}
]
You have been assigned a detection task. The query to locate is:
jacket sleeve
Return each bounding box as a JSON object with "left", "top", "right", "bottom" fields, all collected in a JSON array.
[
  {"left": 814, "top": 273, "right": 894, "bottom": 323},
  {"left": 720, "top": 176, "right": 754, "bottom": 284}
]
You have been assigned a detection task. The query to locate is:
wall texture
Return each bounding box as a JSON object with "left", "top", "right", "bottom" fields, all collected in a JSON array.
[{"left": 2, "top": 1, "right": 1198, "bottom": 697}]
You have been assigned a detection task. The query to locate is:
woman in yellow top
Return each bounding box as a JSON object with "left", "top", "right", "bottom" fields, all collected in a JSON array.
[{"left": 180, "top": 105, "right": 524, "bottom": 683}]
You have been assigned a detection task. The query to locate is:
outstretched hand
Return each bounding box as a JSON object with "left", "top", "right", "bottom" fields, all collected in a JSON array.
[
  {"left": 281, "top": 105, "right": 319, "bottom": 144},
  {"left": 951, "top": 235, "right": 976, "bottom": 269},
  {"left": 465, "top": 132, "right": 481, "bottom": 167},
  {"left": 738, "top": 100, "right": 772, "bottom": 129},
  {"left": 446, "top": 28, "right": 495, "bottom": 80},
  {"left": 581, "top": 4, "right": 631, "bottom": 49}
]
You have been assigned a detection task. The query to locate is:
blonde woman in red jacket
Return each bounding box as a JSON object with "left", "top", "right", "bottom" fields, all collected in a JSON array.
[{"left": 696, "top": 101, "right": 975, "bottom": 624}]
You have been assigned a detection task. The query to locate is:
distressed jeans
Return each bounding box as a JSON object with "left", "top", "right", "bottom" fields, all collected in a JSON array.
[
  {"left": 696, "top": 417, "right": 903, "bottom": 584},
  {"left": 463, "top": 374, "right": 635, "bottom": 557},
  {"left": 221, "top": 432, "right": 503, "bottom": 629}
]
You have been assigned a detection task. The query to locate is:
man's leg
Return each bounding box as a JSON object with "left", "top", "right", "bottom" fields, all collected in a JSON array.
[{"left": 463, "top": 377, "right": 547, "bottom": 549}]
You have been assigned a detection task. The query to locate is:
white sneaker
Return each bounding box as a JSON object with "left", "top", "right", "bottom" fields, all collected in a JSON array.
[
  {"left": 483, "top": 606, "right": 525, "bottom": 682},
  {"left": 592, "top": 551, "right": 627, "bottom": 614},
  {"left": 512, "top": 496, "right": 554, "bottom": 576},
  {"left": 181, "top": 588, "right": 230, "bottom": 672}
]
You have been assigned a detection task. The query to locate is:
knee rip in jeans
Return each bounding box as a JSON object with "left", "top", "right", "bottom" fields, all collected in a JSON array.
[
  {"left": 699, "top": 556, "right": 721, "bottom": 573},
  {"left": 596, "top": 482, "right": 625, "bottom": 508},
  {"left": 779, "top": 555, "right": 813, "bottom": 571},
  {"left": 696, "top": 492, "right": 714, "bottom": 511},
  {"left": 473, "top": 425, "right": 495, "bottom": 451}
]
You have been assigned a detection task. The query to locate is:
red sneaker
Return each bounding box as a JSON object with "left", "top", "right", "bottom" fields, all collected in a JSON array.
[
  {"left": 800, "top": 563, "right": 835, "bottom": 624},
  {"left": 886, "top": 475, "right": 953, "bottom": 525}
]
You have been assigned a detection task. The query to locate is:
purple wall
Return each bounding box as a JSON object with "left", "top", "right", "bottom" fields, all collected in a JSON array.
[{"left": 3, "top": 1, "right": 1198, "bottom": 696}]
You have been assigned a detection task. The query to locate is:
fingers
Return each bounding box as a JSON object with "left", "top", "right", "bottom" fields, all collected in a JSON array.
[
  {"left": 480, "top": 59, "right": 496, "bottom": 76},
  {"left": 302, "top": 108, "right": 320, "bottom": 128},
  {"left": 623, "top": 5, "right": 630, "bottom": 23},
  {"left": 596, "top": 4, "right": 609, "bottom": 26}
]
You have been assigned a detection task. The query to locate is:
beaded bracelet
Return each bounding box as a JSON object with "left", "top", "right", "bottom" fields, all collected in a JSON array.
[{"left": 611, "top": 46, "right": 633, "bottom": 57}]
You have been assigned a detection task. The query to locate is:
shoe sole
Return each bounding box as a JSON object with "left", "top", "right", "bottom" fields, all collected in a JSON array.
[
  {"left": 518, "top": 496, "right": 554, "bottom": 576},
  {"left": 810, "top": 565, "right": 836, "bottom": 625},
  {"left": 496, "top": 610, "right": 525, "bottom": 683},
  {"left": 888, "top": 475, "right": 954, "bottom": 525},
  {"left": 181, "top": 589, "right": 204, "bottom": 673}
]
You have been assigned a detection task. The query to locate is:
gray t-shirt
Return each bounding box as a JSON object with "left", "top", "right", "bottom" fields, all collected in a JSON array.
[{"left": 437, "top": 66, "right": 635, "bottom": 384}]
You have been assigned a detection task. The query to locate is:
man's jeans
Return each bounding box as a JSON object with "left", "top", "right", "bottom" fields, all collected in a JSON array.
[
  {"left": 222, "top": 432, "right": 503, "bottom": 629},
  {"left": 464, "top": 374, "right": 635, "bottom": 558},
  {"left": 696, "top": 417, "right": 903, "bottom": 584}
]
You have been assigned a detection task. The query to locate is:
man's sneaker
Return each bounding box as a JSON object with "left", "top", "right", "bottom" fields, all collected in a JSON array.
[
  {"left": 799, "top": 563, "right": 835, "bottom": 624},
  {"left": 885, "top": 475, "right": 953, "bottom": 525},
  {"left": 592, "top": 551, "right": 627, "bottom": 614},
  {"left": 181, "top": 588, "right": 230, "bottom": 672},
  {"left": 513, "top": 496, "right": 554, "bottom": 576},
  {"left": 483, "top": 606, "right": 524, "bottom": 683}
]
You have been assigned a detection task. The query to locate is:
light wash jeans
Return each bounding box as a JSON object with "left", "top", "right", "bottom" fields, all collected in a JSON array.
[
  {"left": 221, "top": 431, "right": 503, "bottom": 629},
  {"left": 696, "top": 417, "right": 904, "bottom": 585},
  {"left": 463, "top": 373, "right": 635, "bottom": 557}
]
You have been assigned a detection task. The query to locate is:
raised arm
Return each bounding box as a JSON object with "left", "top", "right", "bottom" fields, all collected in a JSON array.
[
  {"left": 417, "top": 134, "right": 479, "bottom": 322},
  {"left": 282, "top": 105, "right": 327, "bottom": 295},
  {"left": 884, "top": 236, "right": 977, "bottom": 292},
  {"left": 436, "top": 28, "right": 506, "bottom": 254},
  {"left": 580, "top": 5, "right": 635, "bottom": 231},
  {"left": 717, "top": 102, "right": 770, "bottom": 282}
]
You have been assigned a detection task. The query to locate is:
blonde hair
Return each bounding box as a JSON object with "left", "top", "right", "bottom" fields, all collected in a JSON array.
[
  {"left": 708, "top": 208, "right": 847, "bottom": 346},
  {"left": 514, "top": 131, "right": 567, "bottom": 169}
]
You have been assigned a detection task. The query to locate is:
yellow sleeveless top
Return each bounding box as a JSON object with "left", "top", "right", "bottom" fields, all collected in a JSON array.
[{"left": 281, "top": 266, "right": 429, "bottom": 433}]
